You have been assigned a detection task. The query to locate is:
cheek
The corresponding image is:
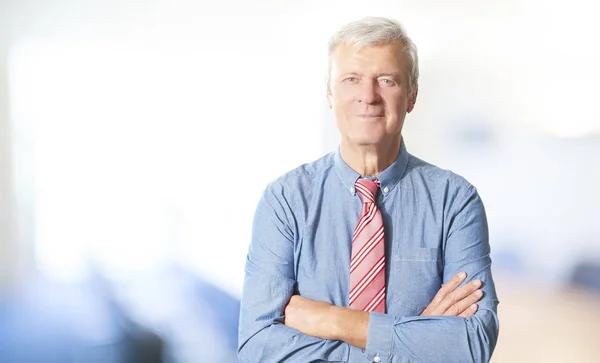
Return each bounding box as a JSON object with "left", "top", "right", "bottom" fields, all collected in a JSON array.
[
  {"left": 332, "top": 86, "right": 358, "bottom": 103},
  {"left": 384, "top": 96, "right": 407, "bottom": 114},
  {"left": 333, "top": 107, "right": 349, "bottom": 128},
  {"left": 331, "top": 96, "right": 355, "bottom": 115}
]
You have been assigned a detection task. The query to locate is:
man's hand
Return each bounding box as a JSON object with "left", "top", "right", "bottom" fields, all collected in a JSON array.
[{"left": 420, "top": 272, "right": 483, "bottom": 318}]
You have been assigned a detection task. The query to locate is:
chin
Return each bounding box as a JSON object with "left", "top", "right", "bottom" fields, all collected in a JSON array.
[{"left": 348, "top": 134, "right": 386, "bottom": 146}]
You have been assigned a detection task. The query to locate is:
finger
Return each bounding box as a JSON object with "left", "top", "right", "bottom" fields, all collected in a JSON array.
[
  {"left": 436, "top": 279, "right": 482, "bottom": 314},
  {"left": 429, "top": 272, "right": 467, "bottom": 307},
  {"left": 443, "top": 289, "right": 483, "bottom": 316},
  {"left": 425, "top": 273, "right": 469, "bottom": 315},
  {"left": 459, "top": 303, "right": 479, "bottom": 318}
]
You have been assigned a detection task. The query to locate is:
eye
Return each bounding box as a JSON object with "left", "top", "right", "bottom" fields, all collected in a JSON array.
[
  {"left": 343, "top": 77, "right": 358, "bottom": 83},
  {"left": 379, "top": 78, "right": 395, "bottom": 86}
]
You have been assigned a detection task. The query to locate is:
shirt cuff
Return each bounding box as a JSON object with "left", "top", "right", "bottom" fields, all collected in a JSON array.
[{"left": 365, "top": 312, "right": 394, "bottom": 362}]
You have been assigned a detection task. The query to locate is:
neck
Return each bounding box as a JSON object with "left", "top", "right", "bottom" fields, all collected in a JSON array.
[{"left": 340, "top": 136, "right": 401, "bottom": 177}]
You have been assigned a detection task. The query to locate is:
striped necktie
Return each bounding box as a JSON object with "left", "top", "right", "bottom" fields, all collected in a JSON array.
[{"left": 349, "top": 178, "right": 386, "bottom": 313}]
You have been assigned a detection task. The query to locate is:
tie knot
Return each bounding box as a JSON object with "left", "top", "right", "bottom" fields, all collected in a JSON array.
[{"left": 355, "top": 178, "right": 380, "bottom": 203}]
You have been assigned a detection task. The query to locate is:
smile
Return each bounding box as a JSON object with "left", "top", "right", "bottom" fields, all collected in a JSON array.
[{"left": 357, "top": 114, "right": 385, "bottom": 119}]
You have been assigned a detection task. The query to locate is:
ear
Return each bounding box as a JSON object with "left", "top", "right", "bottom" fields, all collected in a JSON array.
[
  {"left": 407, "top": 86, "right": 418, "bottom": 113},
  {"left": 326, "top": 93, "right": 333, "bottom": 109}
]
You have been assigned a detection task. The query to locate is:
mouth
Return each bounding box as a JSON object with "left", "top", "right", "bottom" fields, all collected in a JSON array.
[{"left": 357, "top": 114, "right": 385, "bottom": 119}]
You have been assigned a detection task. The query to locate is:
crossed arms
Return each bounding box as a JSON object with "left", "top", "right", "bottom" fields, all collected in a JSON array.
[{"left": 238, "top": 185, "right": 499, "bottom": 363}]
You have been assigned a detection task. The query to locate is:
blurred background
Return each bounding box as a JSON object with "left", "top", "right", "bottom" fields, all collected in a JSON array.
[{"left": 1, "top": 0, "right": 599, "bottom": 362}]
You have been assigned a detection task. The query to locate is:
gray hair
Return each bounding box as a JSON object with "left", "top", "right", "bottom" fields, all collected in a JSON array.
[{"left": 326, "top": 16, "right": 419, "bottom": 95}]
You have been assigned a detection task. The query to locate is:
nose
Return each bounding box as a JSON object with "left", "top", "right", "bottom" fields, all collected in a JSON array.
[{"left": 357, "top": 80, "right": 381, "bottom": 104}]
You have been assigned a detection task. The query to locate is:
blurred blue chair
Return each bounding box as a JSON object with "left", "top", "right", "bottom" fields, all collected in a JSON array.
[
  {"left": 0, "top": 273, "right": 163, "bottom": 363},
  {"left": 569, "top": 260, "right": 600, "bottom": 292}
]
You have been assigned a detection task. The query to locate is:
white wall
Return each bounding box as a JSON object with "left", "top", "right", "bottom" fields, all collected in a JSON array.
[
  {"left": 0, "top": 36, "right": 15, "bottom": 288},
  {"left": 3, "top": 0, "right": 600, "bottom": 296},
  {"left": 5, "top": 0, "right": 331, "bottom": 296},
  {"left": 0, "top": 1, "right": 18, "bottom": 289}
]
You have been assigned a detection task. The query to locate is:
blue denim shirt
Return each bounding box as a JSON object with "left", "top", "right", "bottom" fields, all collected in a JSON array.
[{"left": 238, "top": 139, "right": 499, "bottom": 363}]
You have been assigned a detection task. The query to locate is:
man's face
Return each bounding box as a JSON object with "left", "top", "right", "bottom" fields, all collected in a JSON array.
[{"left": 327, "top": 43, "right": 417, "bottom": 147}]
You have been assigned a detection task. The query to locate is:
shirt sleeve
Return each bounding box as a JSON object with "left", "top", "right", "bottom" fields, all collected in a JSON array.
[
  {"left": 364, "top": 185, "right": 500, "bottom": 363},
  {"left": 237, "top": 183, "right": 363, "bottom": 363}
]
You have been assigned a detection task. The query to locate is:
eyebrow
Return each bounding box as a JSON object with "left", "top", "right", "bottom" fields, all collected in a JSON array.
[
  {"left": 341, "top": 72, "right": 400, "bottom": 78},
  {"left": 377, "top": 72, "right": 400, "bottom": 78}
]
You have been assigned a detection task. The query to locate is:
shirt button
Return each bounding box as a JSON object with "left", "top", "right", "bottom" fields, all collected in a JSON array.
[
  {"left": 350, "top": 187, "right": 355, "bottom": 194},
  {"left": 383, "top": 186, "right": 389, "bottom": 193},
  {"left": 373, "top": 356, "right": 381, "bottom": 363}
]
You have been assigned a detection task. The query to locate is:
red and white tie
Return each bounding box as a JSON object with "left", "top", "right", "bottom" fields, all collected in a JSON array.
[{"left": 349, "top": 178, "right": 386, "bottom": 313}]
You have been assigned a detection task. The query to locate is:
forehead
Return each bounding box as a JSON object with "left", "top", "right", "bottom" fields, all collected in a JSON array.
[{"left": 331, "top": 42, "right": 407, "bottom": 75}]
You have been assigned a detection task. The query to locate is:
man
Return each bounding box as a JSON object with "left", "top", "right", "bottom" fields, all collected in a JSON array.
[{"left": 238, "top": 16, "right": 499, "bottom": 363}]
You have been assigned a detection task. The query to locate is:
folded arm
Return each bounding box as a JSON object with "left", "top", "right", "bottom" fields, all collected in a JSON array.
[
  {"left": 314, "top": 299, "right": 498, "bottom": 363},
  {"left": 237, "top": 184, "right": 360, "bottom": 362},
  {"left": 284, "top": 185, "right": 500, "bottom": 363}
]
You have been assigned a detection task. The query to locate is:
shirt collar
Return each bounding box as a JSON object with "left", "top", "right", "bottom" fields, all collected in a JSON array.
[{"left": 334, "top": 137, "right": 410, "bottom": 197}]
